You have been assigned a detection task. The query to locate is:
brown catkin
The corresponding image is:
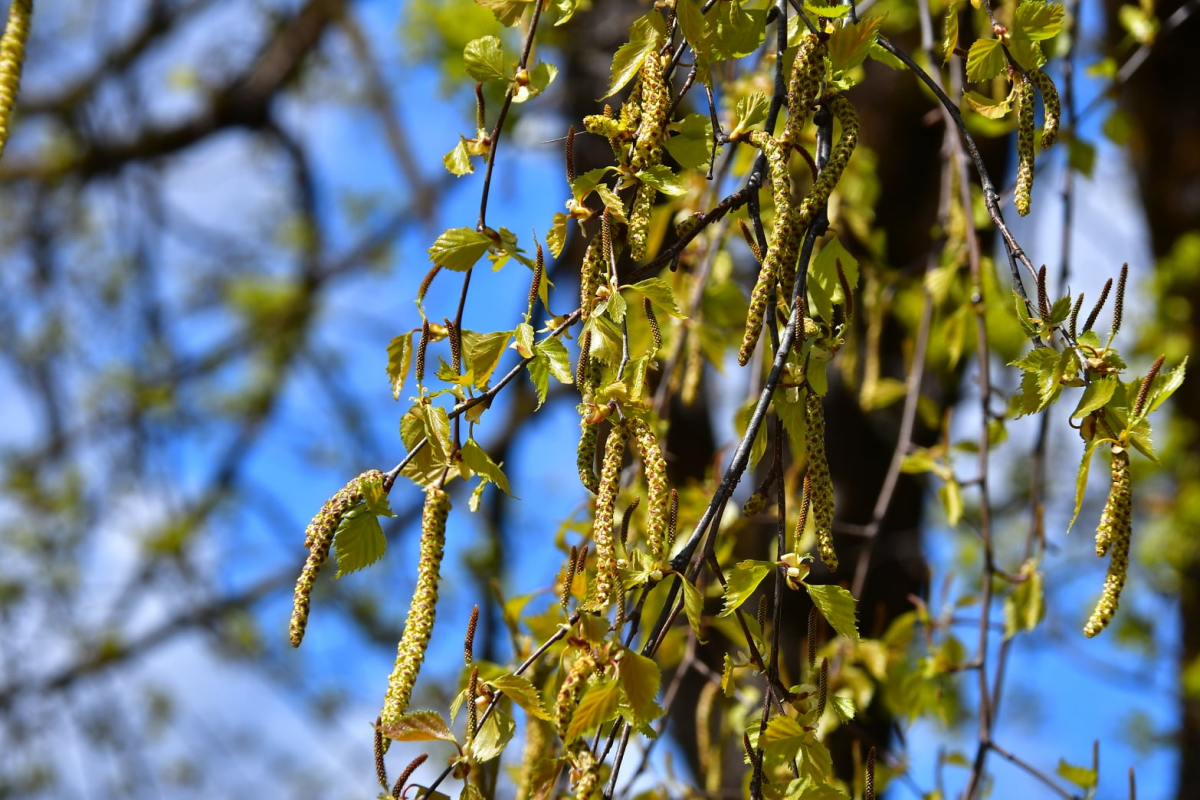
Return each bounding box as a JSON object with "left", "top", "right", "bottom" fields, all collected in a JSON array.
[
  {"left": 1068, "top": 291, "right": 1085, "bottom": 340},
  {"left": 561, "top": 546, "right": 579, "bottom": 609},
  {"left": 374, "top": 717, "right": 388, "bottom": 789},
  {"left": 575, "top": 543, "right": 589, "bottom": 576},
  {"left": 417, "top": 264, "right": 441, "bottom": 306},
  {"left": 756, "top": 595, "right": 768, "bottom": 634},
  {"left": 738, "top": 219, "right": 763, "bottom": 263},
  {"left": 817, "top": 657, "right": 829, "bottom": 719},
  {"left": 807, "top": 605, "right": 819, "bottom": 671},
  {"left": 290, "top": 470, "right": 381, "bottom": 647},
  {"left": 1084, "top": 277, "right": 1112, "bottom": 333},
  {"left": 565, "top": 124, "right": 576, "bottom": 183},
  {"left": 1085, "top": 449, "right": 1132, "bottom": 638},
  {"left": 416, "top": 319, "right": 430, "bottom": 384},
  {"left": 806, "top": 391, "right": 837, "bottom": 571},
  {"left": 529, "top": 243, "right": 544, "bottom": 313},
  {"left": 1031, "top": 69, "right": 1060, "bottom": 149},
  {"left": 1015, "top": 73, "right": 1036, "bottom": 217},
  {"left": 475, "top": 83, "right": 486, "bottom": 131},
  {"left": 391, "top": 753, "right": 428, "bottom": 800},
  {"left": 467, "top": 666, "right": 480, "bottom": 740},
  {"left": 554, "top": 650, "right": 597, "bottom": 739},
  {"left": 865, "top": 747, "right": 877, "bottom": 800},
  {"left": 1112, "top": 262, "right": 1128, "bottom": 336},
  {"left": 628, "top": 418, "right": 669, "bottom": 563},
  {"left": 381, "top": 486, "right": 451, "bottom": 728},
  {"left": 794, "top": 473, "right": 813, "bottom": 553},
  {"left": 591, "top": 424, "right": 628, "bottom": 609},
  {"left": 464, "top": 604, "right": 479, "bottom": 665},
  {"left": 577, "top": 417, "right": 600, "bottom": 494},
  {"left": 1036, "top": 264, "right": 1050, "bottom": 319},
  {"left": 836, "top": 258, "right": 855, "bottom": 321},
  {"left": 1134, "top": 355, "right": 1166, "bottom": 417},
  {"left": 0, "top": 0, "right": 32, "bottom": 160},
  {"left": 576, "top": 329, "right": 593, "bottom": 392},
  {"left": 668, "top": 488, "right": 679, "bottom": 549},
  {"left": 444, "top": 317, "right": 461, "bottom": 373},
  {"left": 644, "top": 296, "right": 662, "bottom": 351}
]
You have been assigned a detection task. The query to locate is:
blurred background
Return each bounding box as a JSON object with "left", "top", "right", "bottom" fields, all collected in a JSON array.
[{"left": 0, "top": 0, "right": 1197, "bottom": 798}]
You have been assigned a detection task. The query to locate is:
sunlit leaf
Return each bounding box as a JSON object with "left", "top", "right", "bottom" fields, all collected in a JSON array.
[
  {"left": 719, "top": 560, "right": 775, "bottom": 618},
  {"left": 381, "top": 710, "right": 457, "bottom": 743},
  {"left": 965, "top": 38, "right": 1006, "bottom": 83},
  {"left": 805, "top": 583, "right": 860, "bottom": 642},
  {"left": 429, "top": 227, "right": 493, "bottom": 271},
  {"left": 565, "top": 677, "right": 621, "bottom": 742},
  {"left": 619, "top": 648, "right": 664, "bottom": 727}
]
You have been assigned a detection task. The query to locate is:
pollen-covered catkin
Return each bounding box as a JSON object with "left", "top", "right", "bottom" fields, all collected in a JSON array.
[
  {"left": 577, "top": 418, "right": 601, "bottom": 494},
  {"left": 1094, "top": 448, "right": 1131, "bottom": 557},
  {"left": 381, "top": 486, "right": 451, "bottom": 728},
  {"left": 739, "top": 132, "right": 796, "bottom": 366},
  {"left": 1031, "top": 69, "right": 1060, "bottom": 149},
  {"left": 1085, "top": 449, "right": 1132, "bottom": 638},
  {"left": 781, "top": 32, "right": 826, "bottom": 149},
  {"left": 291, "top": 470, "right": 381, "bottom": 647},
  {"left": 631, "top": 52, "right": 668, "bottom": 172},
  {"left": 569, "top": 745, "right": 599, "bottom": 799},
  {"left": 792, "top": 93, "right": 859, "bottom": 234},
  {"left": 591, "top": 424, "right": 627, "bottom": 609},
  {"left": 628, "top": 418, "right": 668, "bottom": 563},
  {"left": 1015, "top": 73, "right": 1036, "bottom": 217},
  {"left": 554, "top": 650, "right": 597, "bottom": 739},
  {"left": 806, "top": 391, "right": 837, "bottom": 571},
  {"left": 0, "top": 0, "right": 32, "bottom": 160},
  {"left": 629, "top": 181, "right": 655, "bottom": 262}
]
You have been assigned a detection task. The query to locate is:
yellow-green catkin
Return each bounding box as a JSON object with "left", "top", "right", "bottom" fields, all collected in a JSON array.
[
  {"left": 569, "top": 744, "right": 599, "bottom": 799},
  {"left": 628, "top": 181, "right": 655, "bottom": 262},
  {"left": 628, "top": 418, "right": 668, "bottom": 563},
  {"left": 793, "top": 93, "right": 859, "bottom": 234},
  {"left": 1084, "top": 449, "right": 1132, "bottom": 638},
  {"left": 739, "top": 132, "right": 796, "bottom": 366},
  {"left": 591, "top": 424, "right": 627, "bottom": 609},
  {"left": 780, "top": 32, "right": 826, "bottom": 150},
  {"left": 554, "top": 650, "right": 597, "bottom": 739},
  {"left": 806, "top": 391, "right": 837, "bottom": 571},
  {"left": 631, "top": 52, "right": 668, "bottom": 173},
  {"left": 381, "top": 486, "right": 451, "bottom": 727},
  {"left": 1031, "top": 69, "right": 1060, "bottom": 149},
  {"left": 290, "top": 470, "right": 381, "bottom": 647},
  {"left": 577, "top": 418, "right": 600, "bottom": 494},
  {"left": 0, "top": 0, "right": 32, "bottom": 161},
  {"left": 1015, "top": 73, "right": 1036, "bottom": 217},
  {"left": 515, "top": 717, "right": 555, "bottom": 800},
  {"left": 580, "top": 239, "right": 604, "bottom": 321},
  {"left": 682, "top": 325, "right": 703, "bottom": 405}
]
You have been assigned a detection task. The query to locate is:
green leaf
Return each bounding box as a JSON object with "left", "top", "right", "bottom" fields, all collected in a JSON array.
[
  {"left": 525, "top": 353, "right": 550, "bottom": 408},
  {"left": 462, "top": 439, "right": 513, "bottom": 497},
  {"left": 710, "top": 0, "right": 767, "bottom": 60},
  {"left": 619, "top": 648, "right": 664, "bottom": 727},
  {"left": 676, "top": 0, "right": 708, "bottom": 58},
  {"left": 637, "top": 164, "right": 687, "bottom": 197},
  {"left": 461, "top": 329, "right": 511, "bottom": 389},
  {"left": 663, "top": 113, "right": 714, "bottom": 170},
  {"left": 760, "top": 714, "right": 806, "bottom": 765},
  {"left": 471, "top": 706, "right": 515, "bottom": 762},
  {"left": 602, "top": 12, "right": 665, "bottom": 98},
  {"left": 535, "top": 337, "right": 573, "bottom": 385},
  {"left": 681, "top": 576, "right": 707, "bottom": 640},
  {"left": 1003, "top": 560, "right": 1045, "bottom": 639},
  {"left": 939, "top": 479, "right": 963, "bottom": 527},
  {"left": 359, "top": 471, "right": 395, "bottom": 518},
  {"left": 380, "top": 710, "right": 457, "bottom": 743},
  {"left": 553, "top": 0, "right": 578, "bottom": 25},
  {"left": 1014, "top": 1, "right": 1066, "bottom": 41},
  {"left": 942, "top": 0, "right": 960, "bottom": 62},
  {"left": 565, "top": 677, "right": 621, "bottom": 742},
  {"left": 1071, "top": 375, "right": 1119, "bottom": 421},
  {"left": 333, "top": 505, "right": 386, "bottom": 577},
  {"left": 1009, "top": 39, "right": 1046, "bottom": 72},
  {"left": 964, "top": 89, "right": 1011, "bottom": 120},
  {"left": 719, "top": 560, "right": 775, "bottom": 618},
  {"left": 607, "top": 290, "right": 627, "bottom": 324},
  {"left": 513, "top": 61, "right": 558, "bottom": 103},
  {"left": 731, "top": 91, "right": 769, "bottom": 136},
  {"left": 1055, "top": 759, "right": 1098, "bottom": 790},
  {"left": 463, "top": 36, "right": 509, "bottom": 83},
  {"left": 805, "top": 2, "right": 849, "bottom": 17},
  {"left": 513, "top": 322, "right": 535, "bottom": 359},
  {"left": 1146, "top": 356, "right": 1187, "bottom": 415},
  {"left": 628, "top": 277, "right": 686, "bottom": 318},
  {"left": 571, "top": 166, "right": 615, "bottom": 201},
  {"left": 830, "top": 692, "right": 856, "bottom": 723},
  {"left": 443, "top": 137, "right": 475, "bottom": 176},
  {"left": 965, "top": 38, "right": 1006, "bottom": 83},
  {"left": 810, "top": 236, "right": 859, "bottom": 311},
  {"left": 594, "top": 185, "right": 628, "bottom": 224},
  {"left": 490, "top": 674, "right": 551, "bottom": 720},
  {"left": 804, "top": 584, "right": 860, "bottom": 642},
  {"left": 387, "top": 332, "right": 414, "bottom": 400},
  {"left": 828, "top": 15, "right": 885, "bottom": 74},
  {"left": 429, "top": 228, "right": 493, "bottom": 271},
  {"left": 1067, "top": 438, "right": 1106, "bottom": 533},
  {"left": 547, "top": 212, "right": 569, "bottom": 258}
]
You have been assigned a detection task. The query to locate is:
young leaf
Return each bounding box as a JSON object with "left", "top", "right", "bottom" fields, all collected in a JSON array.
[
  {"left": 565, "top": 677, "right": 621, "bottom": 742},
  {"left": 830, "top": 692, "right": 856, "bottom": 723},
  {"left": 380, "top": 710, "right": 457, "bottom": 743},
  {"left": 964, "top": 90, "right": 1012, "bottom": 120},
  {"left": 1066, "top": 438, "right": 1107, "bottom": 533},
  {"left": 547, "top": 211, "right": 569, "bottom": 258},
  {"left": 619, "top": 648, "right": 664, "bottom": 727},
  {"left": 490, "top": 674, "right": 551, "bottom": 720},
  {"left": 474, "top": 0, "right": 527, "bottom": 27},
  {"left": 463, "top": 36, "right": 509, "bottom": 83},
  {"left": 602, "top": 12, "right": 665, "bottom": 98},
  {"left": 333, "top": 505, "right": 386, "bottom": 577},
  {"left": 461, "top": 329, "right": 512, "bottom": 387},
  {"left": 1014, "top": 0, "right": 1066, "bottom": 41},
  {"left": 827, "top": 15, "right": 885, "bottom": 74},
  {"left": 526, "top": 352, "right": 550, "bottom": 408},
  {"left": 429, "top": 228, "right": 493, "bottom": 271},
  {"left": 629, "top": 277, "right": 687, "bottom": 318},
  {"left": 535, "top": 337, "right": 573, "bottom": 384},
  {"left": 943, "top": 0, "right": 961, "bottom": 62},
  {"left": 810, "top": 237, "right": 859, "bottom": 309},
  {"left": 939, "top": 478, "right": 963, "bottom": 527},
  {"left": 681, "top": 576, "right": 707, "bottom": 641},
  {"left": 965, "top": 38, "right": 1006, "bottom": 83},
  {"left": 1071, "top": 375, "right": 1119, "bottom": 421},
  {"left": 663, "top": 113, "right": 715, "bottom": 170},
  {"left": 1056, "top": 759, "right": 1098, "bottom": 790},
  {"left": 443, "top": 137, "right": 475, "bottom": 176},
  {"left": 636, "top": 164, "right": 687, "bottom": 197},
  {"left": 513, "top": 321, "right": 535, "bottom": 358},
  {"left": 513, "top": 61, "right": 558, "bottom": 103},
  {"left": 1146, "top": 356, "right": 1187, "bottom": 414},
  {"left": 462, "top": 439, "right": 513, "bottom": 497},
  {"left": 719, "top": 560, "right": 775, "bottom": 618},
  {"left": 805, "top": 584, "right": 860, "bottom": 642},
  {"left": 760, "top": 714, "right": 806, "bottom": 765},
  {"left": 1003, "top": 560, "right": 1045, "bottom": 639},
  {"left": 471, "top": 707, "right": 515, "bottom": 762},
  {"left": 387, "top": 332, "right": 414, "bottom": 400}
]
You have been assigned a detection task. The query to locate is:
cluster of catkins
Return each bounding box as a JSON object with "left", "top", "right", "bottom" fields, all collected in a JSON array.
[{"left": 1014, "top": 68, "right": 1060, "bottom": 217}]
